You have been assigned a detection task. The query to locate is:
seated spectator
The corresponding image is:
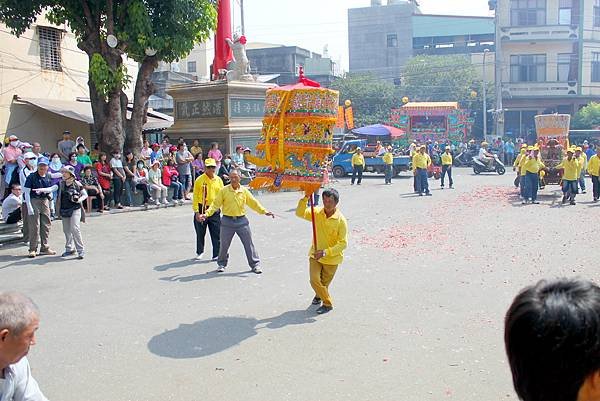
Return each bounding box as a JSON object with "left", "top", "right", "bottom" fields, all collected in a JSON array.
[
  {"left": 75, "top": 136, "right": 89, "bottom": 154},
  {"left": 162, "top": 160, "right": 184, "bottom": 205},
  {"left": 75, "top": 144, "right": 92, "bottom": 166},
  {"left": 148, "top": 160, "right": 168, "bottom": 205},
  {"left": 0, "top": 291, "right": 48, "bottom": 401},
  {"left": 150, "top": 143, "right": 162, "bottom": 164},
  {"left": 505, "top": 278, "right": 600, "bottom": 401},
  {"left": 243, "top": 148, "right": 256, "bottom": 172},
  {"left": 2, "top": 184, "right": 22, "bottom": 224},
  {"left": 140, "top": 140, "right": 152, "bottom": 167},
  {"left": 90, "top": 143, "right": 100, "bottom": 162},
  {"left": 94, "top": 153, "right": 112, "bottom": 208},
  {"left": 192, "top": 152, "right": 204, "bottom": 181},
  {"left": 134, "top": 160, "right": 152, "bottom": 208},
  {"left": 66, "top": 152, "right": 84, "bottom": 178},
  {"left": 218, "top": 154, "right": 233, "bottom": 185},
  {"left": 81, "top": 166, "right": 106, "bottom": 213}
]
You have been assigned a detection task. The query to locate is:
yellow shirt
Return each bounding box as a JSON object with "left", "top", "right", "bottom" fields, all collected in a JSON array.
[
  {"left": 518, "top": 154, "right": 529, "bottom": 176},
  {"left": 522, "top": 157, "right": 545, "bottom": 174},
  {"left": 205, "top": 184, "right": 267, "bottom": 217},
  {"left": 192, "top": 173, "right": 224, "bottom": 213},
  {"left": 351, "top": 153, "right": 365, "bottom": 167},
  {"left": 513, "top": 151, "right": 525, "bottom": 168},
  {"left": 295, "top": 198, "right": 348, "bottom": 265},
  {"left": 587, "top": 155, "right": 600, "bottom": 176},
  {"left": 557, "top": 157, "right": 580, "bottom": 181},
  {"left": 441, "top": 153, "right": 453, "bottom": 166},
  {"left": 412, "top": 153, "right": 430, "bottom": 170},
  {"left": 576, "top": 154, "right": 587, "bottom": 174},
  {"left": 383, "top": 152, "right": 393, "bottom": 165},
  {"left": 190, "top": 146, "right": 203, "bottom": 157}
]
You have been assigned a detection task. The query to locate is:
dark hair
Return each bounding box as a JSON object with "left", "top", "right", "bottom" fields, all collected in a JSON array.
[
  {"left": 98, "top": 152, "right": 107, "bottom": 162},
  {"left": 76, "top": 143, "right": 85, "bottom": 150},
  {"left": 166, "top": 160, "right": 174, "bottom": 167},
  {"left": 322, "top": 188, "right": 340, "bottom": 204},
  {"left": 68, "top": 152, "right": 77, "bottom": 159},
  {"left": 10, "top": 183, "right": 21, "bottom": 190},
  {"left": 194, "top": 152, "right": 203, "bottom": 160},
  {"left": 94, "top": 143, "right": 99, "bottom": 150},
  {"left": 177, "top": 143, "right": 184, "bottom": 149},
  {"left": 83, "top": 165, "right": 92, "bottom": 172},
  {"left": 50, "top": 152, "right": 59, "bottom": 159},
  {"left": 505, "top": 278, "right": 600, "bottom": 401},
  {"left": 125, "top": 150, "right": 134, "bottom": 159}
]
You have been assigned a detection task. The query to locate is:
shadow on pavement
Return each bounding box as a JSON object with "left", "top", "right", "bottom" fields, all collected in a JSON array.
[
  {"left": 0, "top": 255, "right": 66, "bottom": 270},
  {"left": 147, "top": 308, "right": 317, "bottom": 359},
  {"left": 159, "top": 270, "right": 253, "bottom": 282},
  {"left": 154, "top": 259, "right": 213, "bottom": 272}
]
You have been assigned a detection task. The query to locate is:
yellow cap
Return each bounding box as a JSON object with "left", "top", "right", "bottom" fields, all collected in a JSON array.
[
  {"left": 205, "top": 158, "right": 217, "bottom": 167},
  {"left": 576, "top": 146, "right": 582, "bottom": 151},
  {"left": 521, "top": 144, "right": 528, "bottom": 148},
  {"left": 481, "top": 141, "right": 488, "bottom": 146},
  {"left": 527, "top": 146, "right": 534, "bottom": 151}
]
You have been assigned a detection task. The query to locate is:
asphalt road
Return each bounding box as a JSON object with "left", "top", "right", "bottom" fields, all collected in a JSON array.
[{"left": 1, "top": 168, "right": 597, "bottom": 401}]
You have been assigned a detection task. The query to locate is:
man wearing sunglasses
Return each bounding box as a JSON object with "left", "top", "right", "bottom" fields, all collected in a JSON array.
[{"left": 193, "top": 158, "right": 224, "bottom": 261}]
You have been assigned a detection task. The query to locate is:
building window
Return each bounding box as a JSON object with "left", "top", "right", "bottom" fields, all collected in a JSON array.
[
  {"left": 558, "top": 0, "right": 572, "bottom": 25},
  {"left": 557, "top": 53, "right": 571, "bottom": 81},
  {"left": 595, "top": 0, "right": 600, "bottom": 27},
  {"left": 510, "top": 0, "right": 546, "bottom": 26},
  {"left": 387, "top": 34, "right": 398, "bottom": 48},
  {"left": 510, "top": 54, "right": 546, "bottom": 82},
  {"left": 592, "top": 53, "right": 600, "bottom": 82},
  {"left": 187, "top": 61, "right": 197, "bottom": 73},
  {"left": 38, "top": 26, "right": 62, "bottom": 71}
]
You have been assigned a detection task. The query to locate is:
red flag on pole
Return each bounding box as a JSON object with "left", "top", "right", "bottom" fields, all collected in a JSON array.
[{"left": 213, "top": 0, "right": 233, "bottom": 80}]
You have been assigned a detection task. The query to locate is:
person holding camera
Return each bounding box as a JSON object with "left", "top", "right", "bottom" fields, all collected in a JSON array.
[{"left": 56, "top": 165, "right": 88, "bottom": 259}]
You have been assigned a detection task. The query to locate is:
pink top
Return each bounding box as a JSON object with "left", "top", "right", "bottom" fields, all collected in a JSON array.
[
  {"left": 162, "top": 165, "right": 179, "bottom": 186},
  {"left": 207, "top": 149, "right": 223, "bottom": 168},
  {"left": 2, "top": 146, "right": 22, "bottom": 163}
]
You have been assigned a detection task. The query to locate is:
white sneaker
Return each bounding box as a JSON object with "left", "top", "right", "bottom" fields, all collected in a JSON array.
[
  {"left": 154, "top": 200, "right": 160, "bottom": 206},
  {"left": 195, "top": 253, "right": 204, "bottom": 260},
  {"left": 179, "top": 199, "right": 185, "bottom": 205},
  {"left": 217, "top": 265, "right": 226, "bottom": 273}
]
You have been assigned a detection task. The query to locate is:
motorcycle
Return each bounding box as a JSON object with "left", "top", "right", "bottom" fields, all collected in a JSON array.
[
  {"left": 472, "top": 155, "right": 506, "bottom": 175},
  {"left": 454, "top": 149, "right": 478, "bottom": 167}
]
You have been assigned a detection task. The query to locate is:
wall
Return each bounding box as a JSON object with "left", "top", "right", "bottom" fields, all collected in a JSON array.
[
  {"left": 0, "top": 14, "right": 138, "bottom": 138},
  {"left": 348, "top": 2, "right": 414, "bottom": 82}
]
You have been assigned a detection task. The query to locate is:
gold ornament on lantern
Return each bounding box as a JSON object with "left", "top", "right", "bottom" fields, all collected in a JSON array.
[
  {"left": 344, "top": 99, "right": 352, "bottom": 107},
  {"left": 402, "top": 96, "right": 409, "bottom": 104}
]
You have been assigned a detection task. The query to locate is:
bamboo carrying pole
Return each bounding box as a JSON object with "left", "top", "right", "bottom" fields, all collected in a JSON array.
[{"left": 309, "top": 192, "right": 317, "bottom": 250}]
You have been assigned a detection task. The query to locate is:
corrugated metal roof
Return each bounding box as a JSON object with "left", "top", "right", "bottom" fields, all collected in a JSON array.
[
  {"left": 412, "top": 15, "right": 494, "bottom": 38},
  {"left": 403, "top": 102, "right": 459, "bottom": 109}
]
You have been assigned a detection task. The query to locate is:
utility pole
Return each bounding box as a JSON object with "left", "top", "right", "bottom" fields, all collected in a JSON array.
[
  {"left": 240, "top": 0, "right": 245, "bottom": 36},
  {"left": 493, "top": 1, "right": 504, "bottom": 137},
  {"left": 483, "top": 48, "right": 489, "bottom": 139}
]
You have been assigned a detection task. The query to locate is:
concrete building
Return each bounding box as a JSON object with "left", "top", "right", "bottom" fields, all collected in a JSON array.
[
  {"left": 245, "top": 43, "right": 340, "bottom": 87},
  {"left": 497, "top": 0, "right": 600, "bottom": 137},
  {"left": 0, "top": 14, "right": 147, "bottom": 150},
  {"left": 348, "top": 0, "right": 495, "bottom": 83}
]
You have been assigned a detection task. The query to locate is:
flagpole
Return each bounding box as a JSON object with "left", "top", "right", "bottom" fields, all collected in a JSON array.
[{"left": 309, "top": 192, "right": 317, "bottom": 250}]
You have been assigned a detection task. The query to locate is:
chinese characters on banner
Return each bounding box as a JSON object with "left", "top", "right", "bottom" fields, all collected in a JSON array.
[
  {"left": 335, "top": 106, "right": 345, "bottom": 128},
  {"left": 345, "top": 106, "right": 355, "bottom": 130}
]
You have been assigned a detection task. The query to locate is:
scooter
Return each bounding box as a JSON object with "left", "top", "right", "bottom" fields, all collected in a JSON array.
[
  {"left": 472, "top": 155, "right": 506, "bottom": 175},
  {"left": 454, "top": 149, "right": 478, "bottom": 167}
]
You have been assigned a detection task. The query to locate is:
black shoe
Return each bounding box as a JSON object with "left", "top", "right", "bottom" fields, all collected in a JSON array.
[
  {"left": 562, "top": 196, "right": 567, "bottom": 204},
  {"left": 425, "top": 192, "right": 432, "bottom": 196},
  {"left": 532, "top": 201, "right": 540, "bottom": 204},
  {"left": 316, "top": 305, "right": 333, "bottom": 314},
  {"left": 312, "top": 297, "right": 322, "bottom": 305},
  {"left": 570, "top": 201, "right": 576, "bottom": 205}
]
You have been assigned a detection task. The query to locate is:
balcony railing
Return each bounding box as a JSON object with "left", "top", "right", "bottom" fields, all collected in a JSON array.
[
  {"left": 504, "top": 81, "right": 577, "bottom": 97},
  {"left": 500, "top": 25, "right": 578, "bottom": 42}
]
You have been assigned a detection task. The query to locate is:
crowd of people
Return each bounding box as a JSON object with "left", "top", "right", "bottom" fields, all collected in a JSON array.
[{"left": 0, "top": 131, "right": 258, "bottom": 259}]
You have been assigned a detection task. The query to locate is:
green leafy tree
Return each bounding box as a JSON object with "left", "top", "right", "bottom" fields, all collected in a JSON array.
[
  {"left": 401, "top": 55, "right": 495, "bottom": 136},
  {"left": 572, "top": 102, "right": 600, "bottom": 129},
  {"left": 330, "top": 73, "right": 400, "bottom": 127},
  {"left": 0, "top": 0, "right": 216, "bottom": 153}
]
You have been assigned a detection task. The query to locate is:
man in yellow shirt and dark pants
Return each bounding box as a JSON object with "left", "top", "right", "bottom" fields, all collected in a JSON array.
[
  {"left": 588, "top": 147, "right": 600, "bottom": 202},
  {"left": 440, "top": 146, "right": 453, "bottom": 189},
  {"left": 412, "top": 145, "right": 432, "bottom": 196},
  {"left": 522, "top": 147, "right": 544, "bottom": 204},
  {"left": 382, "top": 146, "right": 394, "bottom": 185},
  {"left": 296, "top": 188, "right": 348, "bottom": 314},
  {"left": 351, "top": 148, "right": 365, "bottom": 185},
  {"left": 575, "top": 146, "right": 588, "bottom": 194},
  {"left": 200, "top": 169, "right": 274, "bottom": 273},
  {"left": 557, "top": 148, "right": 580, "bottom": 205},
  {"left": 193, "top": 158, "right": 224, "bottom": 260}
]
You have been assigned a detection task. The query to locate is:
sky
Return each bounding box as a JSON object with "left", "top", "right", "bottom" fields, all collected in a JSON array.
[{"left": 237, "top": 0, "right": 493, "bottom": 71}]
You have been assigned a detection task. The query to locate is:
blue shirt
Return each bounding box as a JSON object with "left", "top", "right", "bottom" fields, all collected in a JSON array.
[
  {"left": 150, "top": 150, "right": 162, "bottom": 163},
  {"left": 24, "top": 172, "right": 52, "bottom": 198},
  {"left": 586, "top": 148, "right": 595, "bottom": 161},
  {"left": 504, "top": 142, "right": 515, "bottom": 154}
]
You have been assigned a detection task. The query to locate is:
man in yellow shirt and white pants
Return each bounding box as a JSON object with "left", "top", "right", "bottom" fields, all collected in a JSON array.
[
  {"left": 296, "top": 188, "right": 348, "bottom": 314},
  {"left": 588, "top": 147, "right": 600, "bottom": 202},
  {"left": 557, "top": 148, "right": 581, "bottom": 205},
  {"left": 351, "top": 148, "right": 365, "bottom": 185},
  {"left": 193, "top": 158, "right": 224, "bottom": 260},
  {"left": 200, "top": 169, "right": 274, "bottom": 273}
]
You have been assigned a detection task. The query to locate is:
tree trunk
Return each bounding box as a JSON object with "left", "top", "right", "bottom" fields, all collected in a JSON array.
[{"left": 126, "top": 57, "right": 158, "bottom": 156}]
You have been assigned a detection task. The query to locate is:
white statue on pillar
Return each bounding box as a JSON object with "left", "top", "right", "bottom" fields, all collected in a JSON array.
[{"left": 225, "top": 34, "right": 255, "bottom": 82}]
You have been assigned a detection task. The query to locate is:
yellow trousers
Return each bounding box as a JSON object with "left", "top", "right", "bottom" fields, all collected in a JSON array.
[{"left": 309, "top": 258, "right": 338, "bottom": 307}]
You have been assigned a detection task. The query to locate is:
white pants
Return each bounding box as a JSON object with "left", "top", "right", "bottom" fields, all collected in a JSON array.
[
  {"left": 150, "top": 184, "right": 167, "bottom": 202},
  {"left": 62, "top": 208, "right": 84, "bottom": 254}
]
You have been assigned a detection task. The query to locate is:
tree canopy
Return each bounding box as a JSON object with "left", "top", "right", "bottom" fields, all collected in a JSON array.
[
  {"left": 0, "top": 0, "right": 217, "bottom": 152},
  {"left": 572, "top": 102, "right": 600, "bottom": 129}
]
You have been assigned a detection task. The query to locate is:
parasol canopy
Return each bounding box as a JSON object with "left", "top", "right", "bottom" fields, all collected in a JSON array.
[{"left": 352, "top": 124, "right": 406, "bottom": 138}]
